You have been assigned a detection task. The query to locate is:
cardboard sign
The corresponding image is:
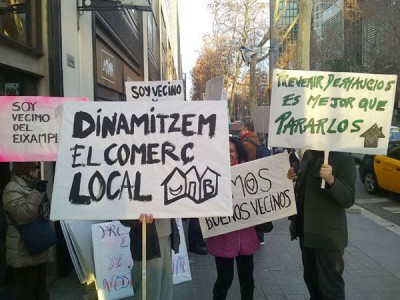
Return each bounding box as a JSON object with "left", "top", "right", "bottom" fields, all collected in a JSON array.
[
  {"left": 268, "top": 69, "right": 397, "bottom": 154},
  {"left": 50, "top": 101, "right": 231, "bottom": 220},
  {"left": 125, "top": 80, "right": 184, "bottom": 101},
  {"left": 252, "top": 105, "right": 270, "bottom": 134},
  {"left": 92, "top": 219, "right": 191, "bottom": 300},
  {"left": 199, "top": 153, "right": 296, "bottom": 238},
  {"left": 172, "top": 218, "right": 191, "bottom": 284},
  {"left": 92, "top": 221, "right": 133, "bottom": 300},
  {"left": 0, "top": 96, "right": 87, "bottom": 162},
  {"left": 204, "top": 76, "right": 224, "bottom": 101}
]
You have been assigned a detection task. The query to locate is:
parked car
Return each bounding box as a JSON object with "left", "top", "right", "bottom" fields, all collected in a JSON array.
[
  {"left": 352, "top": 126, "right": 400, "bottom": 162},
  {"left": 359, "top": 140, "right": 400, "bottom": 194}
]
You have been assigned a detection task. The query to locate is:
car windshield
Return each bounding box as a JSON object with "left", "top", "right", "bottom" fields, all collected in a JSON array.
[{"left": 390, "top": 131, "right": 400, "bottom": 141}]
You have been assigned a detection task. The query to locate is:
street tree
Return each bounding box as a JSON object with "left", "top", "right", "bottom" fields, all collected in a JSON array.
[
  {"left": 191, "top": 0, "right": 268, "bottom": 117},
  {"left": 191, "top": 35, "right": 232, "bottom": 100},
  {"left": 248, "top": 0, "right": 300, "bottom": 106}
]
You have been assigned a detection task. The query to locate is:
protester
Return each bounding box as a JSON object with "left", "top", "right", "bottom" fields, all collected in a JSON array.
[
  {"left": 239, "top": 122, "right": 258, "bottom": 161},
  {"left": 187, "top": 218, "right": 207, "bottom": 255},
  {"left": 120, "top": 214, "right": 180, "bottom": 300},
  {"left": 239, "top": 122, "right": 266, "bottom": 245},
  {"left": 207, "top": 137, "right": 260, "bottom": 300},
  {"left": 287, "top": 150, "right": 356, "bottom": 300},
  {"left": 2, "top": 162, "right": 52, "bottom": 300}
]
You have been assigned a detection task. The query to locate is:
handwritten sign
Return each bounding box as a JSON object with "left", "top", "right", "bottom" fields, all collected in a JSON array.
[
  {"left": 172, "top": 218, "right": 191, "bottom": 284},
  {"left": 204, "top": 76, "right": 224, "bottom": 100},
  {"left": 268, "top": 69, "right": 397, "bottom": 154},
  {"left": 125, "top": 80, "right": 184, "bottom": 101},
  {"left": 0, "top": 96, "right": 87, "bottom": 162},
  {"left": 92, "top": 221, "right": 133, "bottom": 300},
  {"left": 199, "top": 153, "right": 296, "bottom": 238},
  {"left": 50, "top": 101, "right": 232, "bottom": 220}
]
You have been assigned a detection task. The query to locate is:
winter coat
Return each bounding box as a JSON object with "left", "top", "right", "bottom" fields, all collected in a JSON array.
[
  {"left": 240, "top": 132, "right": 259, "bottom": 161},
  {"left": 2, "top": 176, "right": 52, "bottom": 268},
  {"left": 206, "top": 227, "right": 260, "bottom": 258},
  {"left": 294, "top": 151, "right": 356, "bottom": 250}
]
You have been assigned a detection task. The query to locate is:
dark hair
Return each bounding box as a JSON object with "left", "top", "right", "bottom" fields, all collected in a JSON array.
[
  {"left": 229, "top": 136, "right": 248, "bottom": 163},
  {"left": 243, "top": 122, "right": 254, "bottom": 132},
  {"left": 12, "top": 162, "right": 38, "bottom": 175}
]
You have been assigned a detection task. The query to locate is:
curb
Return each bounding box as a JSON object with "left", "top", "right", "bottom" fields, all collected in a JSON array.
[
  {"left": 353, "top": 204, "right": 400, "bottom": 237},
  {"left": 346, "top": 207, "right": 362, "bottom": 214}
]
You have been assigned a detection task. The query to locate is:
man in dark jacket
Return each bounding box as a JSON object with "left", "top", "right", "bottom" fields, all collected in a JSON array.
[
  {"left": 239, "top": 122, "right": 259, "bottom": 161},
  {"left": 288, "top": 151, "right": 356, "bottom": 300},
  {"left": 120, "top": 214, "right": 180, "bottom": 300}
]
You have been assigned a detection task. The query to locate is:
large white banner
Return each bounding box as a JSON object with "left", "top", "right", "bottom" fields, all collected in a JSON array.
[
  {"left": 125, "top": 80, "right": 184, "bottom": 101},
  {"left": 50, "top": 101, "right": 231, "bottom": 220},
  {"left": 0, "top": 96, "right": 87, "bottom": 162},
  {"left": 199, "top": 153, "right": 296, "bottom": 238},
  {"left": 268, "top": 69, "right": 397, "bottom": 154}
]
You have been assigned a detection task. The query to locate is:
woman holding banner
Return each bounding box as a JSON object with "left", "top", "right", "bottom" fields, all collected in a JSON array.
[
  {"left": 207, "top": 137, "right": 260, "bottom": 300},
  {"left": 2, "top": 162, "right": 52, "bottom": 300}
]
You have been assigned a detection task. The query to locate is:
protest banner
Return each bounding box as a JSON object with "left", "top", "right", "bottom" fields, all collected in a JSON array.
[
  {"left": 171, "top": 218, "right": 191, "bottom": 284},
  {"left": 268, "top": 69, "right": 397, "bottom": 154},
  {"left": 204, "top": 75, "right": 224, "bottom": 100},
  {"left": 125, "top": 80, "right": 184, "bottom": 101},
  {"left": 50, "top": 101, "right": 231, "bottom": 220},
  {"left": 199, "top": 153, "right": 296, "bottom": 238},
  {"left": 92, "top": 220, "right": 190, "bottom": 300},
  {"left": 0, "top": 96, "right": 87, "bottom": 162},
  {"left": 125, "top": 80, "right": 191, "bottom": 287},
  {"left": 92, "top": 221, "right": 133, "bottom": 300},
  {"left": 252, "top": 105, "right": 270, "bottom": 134}
]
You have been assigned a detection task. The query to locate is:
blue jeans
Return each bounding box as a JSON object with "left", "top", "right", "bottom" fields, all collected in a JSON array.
[{"left": 300, "top": 244, "right": 345, "bottom": 300}]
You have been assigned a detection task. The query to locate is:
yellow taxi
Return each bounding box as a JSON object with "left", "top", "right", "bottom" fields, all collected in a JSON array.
[{"left": 359, "top": 140, "right": 400, "bottom": 194}]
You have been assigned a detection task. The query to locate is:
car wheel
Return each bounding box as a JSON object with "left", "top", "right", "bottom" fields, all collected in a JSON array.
[{"left": 364, "top": 172, "right": 378, "bottom": 193}]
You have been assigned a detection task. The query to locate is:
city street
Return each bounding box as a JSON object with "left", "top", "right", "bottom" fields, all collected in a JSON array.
[
  {"left": 43, "top": 164, "right": 400, "bottom": 300},
  {"left": 355, "top": 164, "right": 400, "bottom": 226}
]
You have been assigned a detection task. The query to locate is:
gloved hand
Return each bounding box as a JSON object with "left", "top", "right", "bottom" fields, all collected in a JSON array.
[{"left": 35, "top": 180, "right": 48, "bottom": 193}]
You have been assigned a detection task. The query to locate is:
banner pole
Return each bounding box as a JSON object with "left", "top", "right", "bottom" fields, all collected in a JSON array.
[
  {"left": 321, "top": 150, "right": 329, "bottom": 189},
  {"left": 40, "top": 161, "right": 44, "bottom": 180},
  {"left": 142, "top": 221, "right": 146, "bottom": 300}
]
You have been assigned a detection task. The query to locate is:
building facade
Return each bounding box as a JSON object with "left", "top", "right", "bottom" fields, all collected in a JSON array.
[
  {"left": 312, "top": 0, "right": 399, "bottom": 125},
  {"left": 0, "top": 0, "right": 183, "bottom": 290}
]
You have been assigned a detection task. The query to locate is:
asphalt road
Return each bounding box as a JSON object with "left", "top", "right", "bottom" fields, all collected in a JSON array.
[{"left": 355, "top": 164, "right": 400, "bottom": 226}]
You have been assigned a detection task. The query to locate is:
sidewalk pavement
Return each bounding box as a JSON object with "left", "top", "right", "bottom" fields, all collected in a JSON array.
[{"left": 36, "top": 206, "right": 400, "bottom": 299}]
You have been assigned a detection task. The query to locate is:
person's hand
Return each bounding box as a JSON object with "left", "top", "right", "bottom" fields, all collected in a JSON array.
[
  {"left": 139, "top": 213, "right": 154, "bottom": 224},
  {"left": 35, "top": 180, "right": 48, "bottom": 193},
  {"left": 320, "top": 164, "right": 334, "bottom": 186},
  {"left": 287, "top": 167, "right": 297, "bottom": 181}
]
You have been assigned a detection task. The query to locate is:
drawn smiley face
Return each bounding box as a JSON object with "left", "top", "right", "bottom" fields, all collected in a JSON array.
[{"left": 168, "top": 184, "right": 184, "bottom": 196}]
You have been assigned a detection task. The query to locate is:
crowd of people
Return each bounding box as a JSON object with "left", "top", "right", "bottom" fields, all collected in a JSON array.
[{"left": 1, "top": 121, "right": 356, "bottom": 300}]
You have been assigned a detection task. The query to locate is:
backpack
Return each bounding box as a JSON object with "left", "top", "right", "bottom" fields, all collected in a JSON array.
[{"left": 245, "top": 139, "right": 271, "bottom": 159}]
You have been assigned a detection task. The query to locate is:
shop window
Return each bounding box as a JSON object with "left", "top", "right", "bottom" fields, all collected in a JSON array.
[
  {"left": 0, "top": 0, "right": 40, "bottom": 49},
  {"left": 0, "top": 66, "right": 38, "bottom": 96}
]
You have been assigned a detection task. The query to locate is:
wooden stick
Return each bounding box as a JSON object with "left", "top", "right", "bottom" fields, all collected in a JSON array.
[
  {"left": 321, "top": 150, "right": 329, "bottom": 189},
  {"left": 142, "top": 220, "right": 146, "bottom": 300},
  {"left": 40, "top": 161, "right": 44, "bottom": 180}
]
